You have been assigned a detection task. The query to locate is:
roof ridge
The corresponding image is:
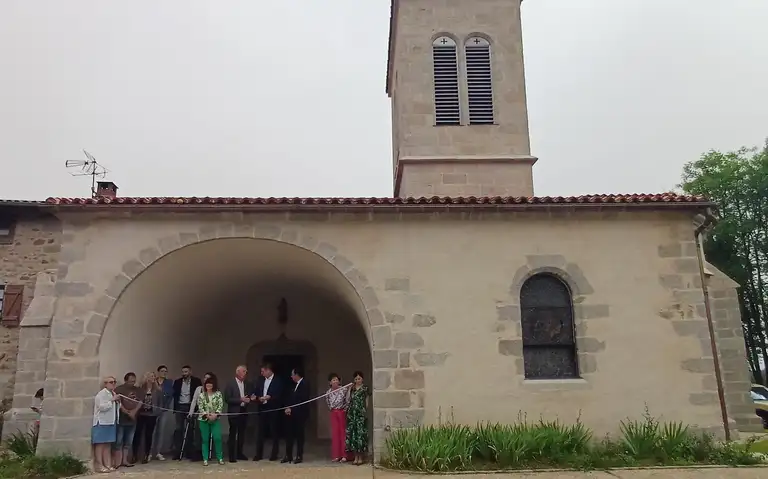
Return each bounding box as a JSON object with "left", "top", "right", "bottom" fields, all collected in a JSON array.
[{"left": 41, "top": 193, "right": 712, "bottom": 207}]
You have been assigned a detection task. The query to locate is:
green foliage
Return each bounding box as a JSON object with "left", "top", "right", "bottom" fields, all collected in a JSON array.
[
  {"left": 750, "top": 438, "right": 768, "bottom": 454},
  {"left": 383, "top": 423, "right": 475, "bottom": 472},
  {"left": 5, "top": 432, "right": 38, "bottom": 458},
  {"left": 381, "top": 411, "right": 763, "bottom": 472},
  {"left": 0, "top": 430, "right": 85, "bottom": 479},
  {"left": 680, "top": 141, "right": 768, "bottom": 383},
  {"left": 0, "top": 453, "right": 87, "bottom": 479}
]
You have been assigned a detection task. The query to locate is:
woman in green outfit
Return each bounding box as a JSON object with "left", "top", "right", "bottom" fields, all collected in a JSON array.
[
  {"left": 345, "top": 371, "right": 370, "bottom": 465},
  {"left": 197, "top": 376, "right": 224, "bottom": 466}
]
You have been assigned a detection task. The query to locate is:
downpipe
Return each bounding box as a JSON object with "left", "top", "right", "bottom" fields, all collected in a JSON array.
[{"left": 694, "top": 210, "right": 731, "bottom": 441}]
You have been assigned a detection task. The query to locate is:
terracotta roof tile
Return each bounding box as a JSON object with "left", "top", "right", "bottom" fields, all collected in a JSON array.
[
  {"left": 0, "top": 199, "right": 46, "bottom": 206},
  {"left": 44, "top": 193, "right": 712, "bottom": 209}
]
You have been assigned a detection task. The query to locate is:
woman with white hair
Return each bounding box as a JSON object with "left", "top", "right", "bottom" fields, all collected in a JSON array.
[{"left": 92, "top": 376, "right": 120, "bottom": 472}]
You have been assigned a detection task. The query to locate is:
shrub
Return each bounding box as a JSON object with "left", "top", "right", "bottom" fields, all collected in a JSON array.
[
  {"left": 5, "top": 431, "right": 38, "bottom": 459},
  {"left": 0, "top": 453, "right": 86, "bottom": 479},
  {"left": 383, "top": 423, "right": 475, "bottom": 472},
  {"left": 0, "top": 432, "right": 86, "bottom": 479},
  {"left": 382, "top": 410, "right": 764, "bottom": 472}
]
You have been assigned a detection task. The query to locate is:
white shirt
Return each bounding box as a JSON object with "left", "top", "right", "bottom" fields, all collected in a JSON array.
[
  {"left": 93, "top": 388, "right": 117, "bottom": 426},
  {"left": 262, "top": 375, "right": 273, "bottom": 397},
  {"left": 179, "top": 378, "right": 192, "bottom": 404},
  {"left": 188, "top": 385, "right": 203, "bottom": 416},
  {"left": 294, "top": 378, "right": 302, "bottom": 392},
  {"left": 236, "top": 378, "right": 245, "bottom": 397}
]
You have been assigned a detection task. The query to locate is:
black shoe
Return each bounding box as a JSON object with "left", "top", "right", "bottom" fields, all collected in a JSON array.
[
  {"left": 141, "top": 457, "right": 149, "bottom": 464},
  {"left": 229, "top": 458, "right": 237, "bottom": 463},
  {"left": 280, "top": 457, "right": 292, "bottom": 464},
  {"left": 293, "top": 457, "right": 303, "bottom": 464},
  {"left": 269, "top": 456, "right": 279, "bottom": 462},
  {"left": 237, "top": 455, "right": 248, "bottom": 461},
  {"left": 252, "top": 456, "right": 262, "bottom": 462}
]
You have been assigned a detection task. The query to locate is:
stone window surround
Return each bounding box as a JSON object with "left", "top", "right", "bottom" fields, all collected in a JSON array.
[{"left": 498, "top": 255, "right": 609, "bottom": 389}]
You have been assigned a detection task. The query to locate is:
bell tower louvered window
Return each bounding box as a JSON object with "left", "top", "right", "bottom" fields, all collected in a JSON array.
[
  {"left": 432, "top": 36, "right": 461, "bottom": 126},
  {"left": 465, "top": 36, "right": 494, "bottom": 125}
]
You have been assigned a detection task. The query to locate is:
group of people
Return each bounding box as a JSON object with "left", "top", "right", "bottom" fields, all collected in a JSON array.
[{"left": 87, "top": 363, "right": 371, "bottom": 473}]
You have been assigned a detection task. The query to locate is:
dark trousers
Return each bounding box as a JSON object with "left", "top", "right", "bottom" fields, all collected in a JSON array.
[
  {"left": 172, "top": 404, "right": 193, "bottom": 458},
  {"left": 255, "top": 412, "right": 280, "bottom": 460},
  {"left": 227, "top": 413, "right": 247, "bottom": 461},
  {"left": 189, "top": 421, "right": 203, "bottom": 460},
  {"left": 133, "top": 415, "right": 158, "bottom": 461},
  {"left": 284, "top": 415, "right": 306, "bottom": 460}
]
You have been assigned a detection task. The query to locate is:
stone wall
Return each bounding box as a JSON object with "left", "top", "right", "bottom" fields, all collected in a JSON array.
[
  {"left": 0, "top": 211, "right": 61, "bottom": 419},
  {"left": 397, "top": 160, "right": 535, "bottom": 198},
  {"left": 30, "top": 208, "right": 753, "bottom": 460},
  {"left": 706, "top": 266, "right": 764, "bottom": 433},
  {"left": 1, "top": 271, "right": 57, "bottom": 440},
  {"left": 656, "top": 223, "right": 755, "bottom": 438}
]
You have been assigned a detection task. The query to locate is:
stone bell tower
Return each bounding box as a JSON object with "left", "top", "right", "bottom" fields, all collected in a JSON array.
[{"left": 386, "top": 0, "right": 537, "bottom": 198}]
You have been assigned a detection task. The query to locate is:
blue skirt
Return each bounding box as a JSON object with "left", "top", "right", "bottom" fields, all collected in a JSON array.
[{"left": 92, "top": 424, "right": 117, "bottom": 444}]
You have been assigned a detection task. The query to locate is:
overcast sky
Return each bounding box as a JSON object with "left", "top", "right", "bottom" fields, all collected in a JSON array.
[{"left": 1, "top": 0, "right": 767, "bottom": 200}]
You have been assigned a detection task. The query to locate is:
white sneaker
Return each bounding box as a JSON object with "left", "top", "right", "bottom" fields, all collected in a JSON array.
[{"left": 156, "top": 454, "right": 166, "bottom": 461}]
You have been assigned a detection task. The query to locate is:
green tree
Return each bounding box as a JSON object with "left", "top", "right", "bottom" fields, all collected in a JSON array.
[{"left": 680, "top": 140, "right": 768, "bottom": 384}]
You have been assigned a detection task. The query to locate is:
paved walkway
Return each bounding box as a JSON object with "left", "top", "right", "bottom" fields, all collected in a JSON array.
[{"left": 79, "top": 462, "right": 767, "bottom": 479}]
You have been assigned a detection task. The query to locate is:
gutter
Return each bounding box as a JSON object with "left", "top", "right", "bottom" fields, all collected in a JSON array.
[{"left": 694, "top": 208, "right": 731, "bottom": 441}]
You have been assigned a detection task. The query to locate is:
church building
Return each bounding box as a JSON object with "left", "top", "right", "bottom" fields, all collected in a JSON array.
[{"left": 0, "top": 0, "right": 761, "bottom": 460}]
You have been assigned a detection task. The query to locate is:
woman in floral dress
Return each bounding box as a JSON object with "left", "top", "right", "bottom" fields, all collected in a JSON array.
[{"left": 345, "top": 371, "right": 370, "bottom": 465}]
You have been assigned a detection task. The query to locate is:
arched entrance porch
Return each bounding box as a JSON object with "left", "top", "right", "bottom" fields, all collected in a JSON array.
[{"left": 43, "top": 236, "right": 375, "bottom": 462}]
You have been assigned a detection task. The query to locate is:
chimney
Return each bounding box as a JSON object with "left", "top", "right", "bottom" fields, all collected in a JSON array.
[{"left": 95, "top": 181, "right": 118, "bottom": 198}]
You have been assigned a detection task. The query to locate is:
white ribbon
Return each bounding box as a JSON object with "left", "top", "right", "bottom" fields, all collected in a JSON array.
[{"left": 119, "top": 382, "right": 352, "bottom": 417}]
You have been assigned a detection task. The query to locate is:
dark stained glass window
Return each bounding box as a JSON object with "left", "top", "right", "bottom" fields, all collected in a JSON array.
[{"left": 519, "top": 274, "right": 579, "bottom": 379}]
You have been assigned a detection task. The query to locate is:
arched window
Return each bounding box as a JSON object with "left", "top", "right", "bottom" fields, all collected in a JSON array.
[
  {"left": 519, "top": 274, "right": 579, "bottom": 379},
  {"left": 432, "top": 36, "right": 461, "bottom": 126},
  {"left": 464, "top": 36, "right": 494, "bottom": 125}
]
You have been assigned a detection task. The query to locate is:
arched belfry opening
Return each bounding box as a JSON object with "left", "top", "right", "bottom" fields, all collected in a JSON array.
[{"left": 99, "top": 237, "right": 372, "bottom": 454}]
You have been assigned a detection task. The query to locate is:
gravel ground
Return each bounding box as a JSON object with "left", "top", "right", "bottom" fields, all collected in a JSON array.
[{"left": 78, "top": 462, "right": 767, "bottom": 479}]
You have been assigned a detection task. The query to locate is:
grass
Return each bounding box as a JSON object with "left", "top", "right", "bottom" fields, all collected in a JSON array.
[
  {"left": 749, "top": 439, "right": 768, "bottom": 455},
  {"left": 382, "top": 408, "right": 765, "bottom": 472},
  {"left": 0, "top": 431, "right": 87, "bottom": 479}
]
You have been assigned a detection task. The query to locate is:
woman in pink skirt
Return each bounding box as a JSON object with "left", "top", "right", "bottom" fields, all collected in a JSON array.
[{"left": 325, "top": 373, "right": 348, "bottom": 462}]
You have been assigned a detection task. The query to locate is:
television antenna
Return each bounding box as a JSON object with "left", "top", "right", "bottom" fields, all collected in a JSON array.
[{"left": 65, "top": 150, "right": 110, "bottom": 198}]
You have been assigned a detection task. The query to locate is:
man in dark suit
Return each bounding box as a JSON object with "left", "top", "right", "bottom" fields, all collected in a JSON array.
[
  {"left": 223, "top": 365, "right": 252, "bottom": 463},
  {"left": 281, "top": 367, "right": 309, "bottom": 464},
  {"left": 250, "top": 363, "right": 283, "bottom": 461},
  {"left": 171, "top": 365, "right": 202, "bottom": 460}
]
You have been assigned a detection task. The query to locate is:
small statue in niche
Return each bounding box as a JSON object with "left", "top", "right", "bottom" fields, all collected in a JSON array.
[
  {"left": 276, "top": 298, "right": 289, "bottom": 341},
  {"left": 277, "top": 298, "right": 288, "bottom": 326}
]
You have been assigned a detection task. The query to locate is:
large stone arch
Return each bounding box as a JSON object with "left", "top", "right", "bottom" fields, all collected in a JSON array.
[
  {"left": 37, "top": 222, "right": 401, "bottom": 459},
  {"left": 94, "top": 225, "right": 383, "bottom": 351}
]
